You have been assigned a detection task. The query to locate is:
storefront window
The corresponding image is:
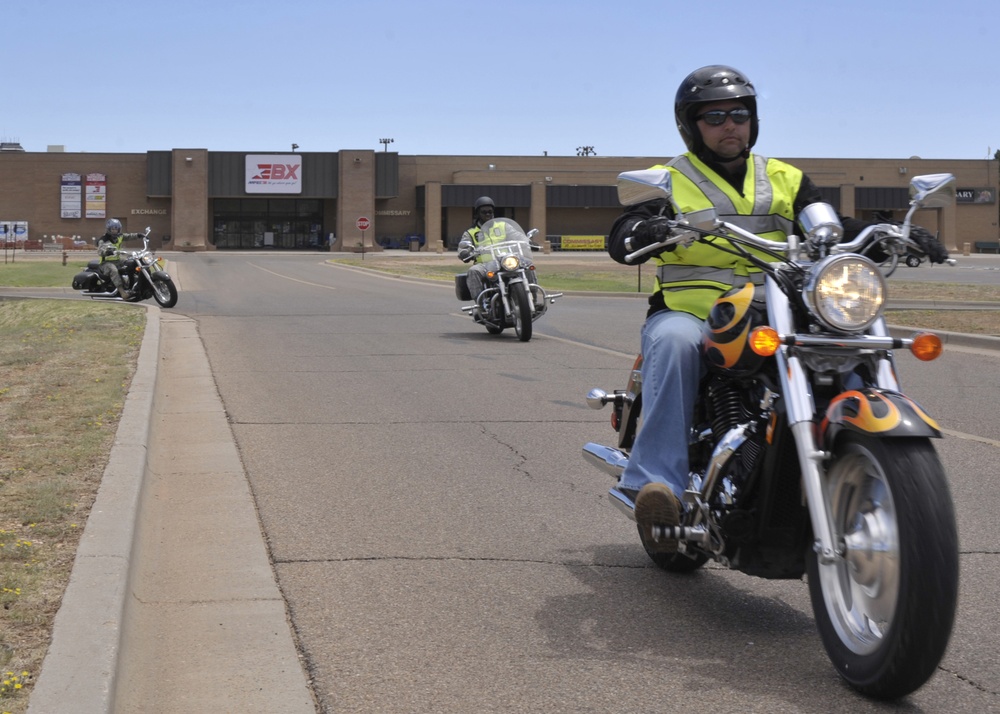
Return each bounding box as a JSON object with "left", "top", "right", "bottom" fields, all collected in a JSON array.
[{"left": 213, "top": 199, "right": 323, "bottom": 249}]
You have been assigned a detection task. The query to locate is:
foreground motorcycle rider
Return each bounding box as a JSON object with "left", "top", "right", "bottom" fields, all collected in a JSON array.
[
  {"left": 608, "top": 65, "right": 948, "bottom": 551},
  {"left": 96, "top": 218, "right": 144, "bottom": 300}
]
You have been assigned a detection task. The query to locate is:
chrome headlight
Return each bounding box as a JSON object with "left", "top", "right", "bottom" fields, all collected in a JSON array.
[
  {"left": 500, "top": 255, "right": 521, "bottom": 271},
  {"left": 803, "top": 255, "right": 885, "bottom": 332}
]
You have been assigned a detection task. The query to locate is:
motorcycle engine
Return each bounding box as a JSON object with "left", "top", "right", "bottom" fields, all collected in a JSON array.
[{"left": 705, "top": 378, "right": 766, "bottom": 490}]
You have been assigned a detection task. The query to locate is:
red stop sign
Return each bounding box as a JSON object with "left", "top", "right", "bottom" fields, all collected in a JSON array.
[{"left": 356, "top": 216, "right": 371, "bottom": 231}]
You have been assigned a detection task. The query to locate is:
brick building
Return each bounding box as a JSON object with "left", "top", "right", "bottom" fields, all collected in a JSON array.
[{"left": 1, "top": 146, "right": 997, "bottom": 253}]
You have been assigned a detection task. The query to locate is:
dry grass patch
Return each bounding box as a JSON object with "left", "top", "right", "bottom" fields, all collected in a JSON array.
[{"left": 0, "top": 299, "right": 143, "bottom": 713}]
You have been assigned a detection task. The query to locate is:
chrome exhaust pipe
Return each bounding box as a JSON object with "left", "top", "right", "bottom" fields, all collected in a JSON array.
[{"left": 582, "top": 442, "right": 628, "bottom": 478}]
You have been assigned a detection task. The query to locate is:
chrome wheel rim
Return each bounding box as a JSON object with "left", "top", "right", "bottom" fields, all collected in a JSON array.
[{"left": 819, "top": 445, "right": 900, "bottom": 654}]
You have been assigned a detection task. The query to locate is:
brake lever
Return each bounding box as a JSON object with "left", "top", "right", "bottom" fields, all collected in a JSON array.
[{"left": 625, "top": 231, "right": 697, "bottom": 264}]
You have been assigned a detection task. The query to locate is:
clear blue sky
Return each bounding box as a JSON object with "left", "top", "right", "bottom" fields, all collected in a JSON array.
[{"left": 7, "top": 0, "right": 1000, "bottom": 160}]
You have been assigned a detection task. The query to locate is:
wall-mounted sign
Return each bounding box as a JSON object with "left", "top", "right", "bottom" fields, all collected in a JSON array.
[
  {"left": 956, "top": 187, "right": 995, "bottom": 204},
  {"left": 245, "top": 154, "right": 303, "bottom": 194},
  {"left": 61, "top": 173, "right": 82, "bottom": 218},
  {"left": 85, "top": 173, "right": 107, "bottom": 218}
]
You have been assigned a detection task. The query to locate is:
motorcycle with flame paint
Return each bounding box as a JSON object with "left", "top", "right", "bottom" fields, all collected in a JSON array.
[{"left": 583, "top": 170, "right": 959, "bottom": 699}]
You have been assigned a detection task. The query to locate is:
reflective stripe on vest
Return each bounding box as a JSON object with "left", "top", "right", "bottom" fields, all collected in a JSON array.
[
  {"left": 656, "top": 265, "right": 766, "bottom": 287},
  {"left": 668, "top": 155, "right": 795, "bottom": 237},
  {"left": 644, "top": 152, "right": 802, "bottom": 318}
]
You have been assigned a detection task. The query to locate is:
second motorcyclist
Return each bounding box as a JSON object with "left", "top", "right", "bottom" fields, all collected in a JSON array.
[{"left": 457, "top": 196, "right": 539, "bottom": 317}]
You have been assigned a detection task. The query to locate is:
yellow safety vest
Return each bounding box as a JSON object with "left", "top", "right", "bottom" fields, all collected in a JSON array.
[
  {"left": 650, "top": 152, "right": 802, "bottom": 318},
  {"left": 468, "top": 221, "right": 512, "bottom": 265}
]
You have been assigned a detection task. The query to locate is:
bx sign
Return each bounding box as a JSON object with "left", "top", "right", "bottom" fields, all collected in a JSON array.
[{"left": 245, "top": 154, "right": 303, "bottom": 194}]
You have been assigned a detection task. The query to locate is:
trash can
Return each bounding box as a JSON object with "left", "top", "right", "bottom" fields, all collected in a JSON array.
[{"left": 409, "top": 239, "right": 420, "bottom": 252}]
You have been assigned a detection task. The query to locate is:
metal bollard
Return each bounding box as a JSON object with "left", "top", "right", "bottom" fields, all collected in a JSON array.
[{"left": 62, "top": 250, "right": 68, "bottom": 266}]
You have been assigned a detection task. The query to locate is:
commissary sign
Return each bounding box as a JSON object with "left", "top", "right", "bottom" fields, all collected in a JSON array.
[{"left": 245, "top": 154, "right": 303, "bottom": 194}]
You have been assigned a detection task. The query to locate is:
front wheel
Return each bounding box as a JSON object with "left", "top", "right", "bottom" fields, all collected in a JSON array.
[
  {"left": 510, "top": 281, "right": 532, "bottom": 342},
  {"left": 807, "top": 434, "right": 958, "bottom": 699},
  {"left": 151, "top": 273, "right": 179, "bottom": 308},
  {"left": 905, "top": 254, "right": 923, "bottom": 268}
]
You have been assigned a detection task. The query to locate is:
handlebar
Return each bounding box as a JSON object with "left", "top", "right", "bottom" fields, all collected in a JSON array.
[{"left": 624, "top": 219, "right": 906, "bottom": 264}]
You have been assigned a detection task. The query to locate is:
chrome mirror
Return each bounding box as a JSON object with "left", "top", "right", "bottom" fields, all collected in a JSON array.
[
  {"left": 617, "top": 169, "right": 672, "bottom": 206},
  {"left": 910, "top": 173, "right": 956, "bottom": 208}
]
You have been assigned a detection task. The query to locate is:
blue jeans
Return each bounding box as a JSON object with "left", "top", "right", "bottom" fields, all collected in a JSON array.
[{"left": 618, "top": 309, "right": 706, "bottom": 499}]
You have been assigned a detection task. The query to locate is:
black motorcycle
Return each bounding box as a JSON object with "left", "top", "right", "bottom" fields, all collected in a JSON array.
[
  {"left": 71, "top": 228, "right": 178, "bottom": 308},
  {"left": 455, "top": 218, "right": 560, "bottom": 342}
]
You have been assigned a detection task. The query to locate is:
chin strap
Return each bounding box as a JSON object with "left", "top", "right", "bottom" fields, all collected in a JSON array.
[{"left": 696, "top": 144, "right": 751, "bottom": 164}]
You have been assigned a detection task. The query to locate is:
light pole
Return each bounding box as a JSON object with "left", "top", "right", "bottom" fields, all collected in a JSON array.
[{"left": 379, "top": 138, "right": 395, "bottom": 152}]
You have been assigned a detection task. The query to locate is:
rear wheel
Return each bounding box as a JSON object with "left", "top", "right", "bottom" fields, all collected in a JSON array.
[
  {"left": 511, "top": 282, "right": 532, "bottom": 342},
  {"left": 151, "top": 274, "right": 178, "bottom": 308},
  {"left": 905, "top": 254, "right": 922, "bottom": 268},
  {"left": 807, "top": 434, "right": 958, "bottom": 699}
]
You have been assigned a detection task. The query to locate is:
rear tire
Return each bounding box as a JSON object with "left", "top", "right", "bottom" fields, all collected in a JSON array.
[
  {"left": 511, "top": 282, "right": 532, "bottom": 342},
  {"left": 807, "top": 434, "right": 958, "bottom": 699},
  {"left": 151, "top": 274, "right": 178, "bottom": 308},
  {"left": 905, "top": 254, "right": 922, "bottom": 268}
]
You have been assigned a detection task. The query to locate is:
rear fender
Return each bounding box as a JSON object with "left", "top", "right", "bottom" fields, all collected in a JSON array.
[{"left": 820, "top": 388, "right": 941, "bottom": 448}]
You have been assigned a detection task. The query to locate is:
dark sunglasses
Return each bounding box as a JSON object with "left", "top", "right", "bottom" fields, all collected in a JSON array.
[{"left": 697, "top": 108, "right": 752, "bottom": 126}]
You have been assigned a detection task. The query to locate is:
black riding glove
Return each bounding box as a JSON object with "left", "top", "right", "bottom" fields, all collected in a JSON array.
[
  {"left": 910, "top": 225, "right": 949, "bottom": 264},
  {"left": 630, "top": 216, "right": 676, "bottom": 252}
]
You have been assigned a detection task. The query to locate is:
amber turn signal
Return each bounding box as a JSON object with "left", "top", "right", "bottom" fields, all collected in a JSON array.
[
  {"left": 749, "top": 326, "right": 781, "bottom": 356},
  {"left": 910, "top": 332, "right": 943, "bottom": 361}
]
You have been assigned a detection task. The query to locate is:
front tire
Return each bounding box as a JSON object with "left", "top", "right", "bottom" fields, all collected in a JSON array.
[
  {"left": 511, "top": 281, "right": 532, "bottom": 342},
  {"left": 807, "top": 434, "right": 958, "bottom": 699},
  {"left": 905, "top": 254, "right": 922, "bottom": 268},
  {"left": 151, "top": 274, "right": 179, "bottom": 308}
]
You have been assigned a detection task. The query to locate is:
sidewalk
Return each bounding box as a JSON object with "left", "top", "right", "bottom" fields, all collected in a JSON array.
[{"left": 27, "top": 307, "right": 315, "bottom": 714}]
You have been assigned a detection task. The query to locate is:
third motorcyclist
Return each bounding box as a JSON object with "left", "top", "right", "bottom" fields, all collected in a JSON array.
[
  {"left": 606, "top": 64, "right": 949, "bottom": 552},
  {"left": 458, "top": 196, "right": 498, "bottom": 314},
  {"left": 96, "top": 218, "right": 144, "bottom": 300}
]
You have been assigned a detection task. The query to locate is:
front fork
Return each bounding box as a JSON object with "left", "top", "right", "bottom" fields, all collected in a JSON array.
[{"left": 768, "top": 282, "right": 905, "bottom": 564}]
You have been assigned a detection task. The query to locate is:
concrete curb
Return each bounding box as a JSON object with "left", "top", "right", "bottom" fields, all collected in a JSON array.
[{"left": 27, "top": 306, "right": 161, "bottom": 714}]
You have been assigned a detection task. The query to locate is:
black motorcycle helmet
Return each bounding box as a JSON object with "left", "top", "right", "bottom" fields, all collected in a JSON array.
[
  {"left": 473, "top": 196, "right": 495, "bottom": 224},
  {"left": 675, "top": 65, "right": 759, "bottom": 161}
]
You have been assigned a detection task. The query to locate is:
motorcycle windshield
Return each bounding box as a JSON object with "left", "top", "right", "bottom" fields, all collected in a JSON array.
[{"left": 477, "top": 218, "right": 532, "bottom": 259}]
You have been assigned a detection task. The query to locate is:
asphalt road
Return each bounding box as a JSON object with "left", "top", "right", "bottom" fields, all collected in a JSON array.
[{"left": 125, "top": 252, "right": 1000, "bottom": 712}]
